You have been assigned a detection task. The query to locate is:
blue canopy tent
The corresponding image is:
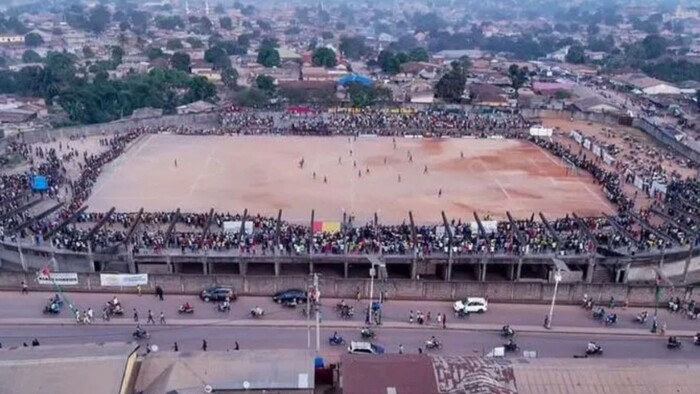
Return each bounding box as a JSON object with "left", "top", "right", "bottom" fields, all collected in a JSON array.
[
  {"left": 31, "top": 175, "right": 48, "bottom": 191},
  {"left": 337, "top": 73, "right": 373, "bottom": 87}
]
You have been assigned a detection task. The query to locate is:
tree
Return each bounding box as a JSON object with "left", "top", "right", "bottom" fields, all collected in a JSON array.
[
  {"left": 156, "top": 15, "right": 184, "bottom": 30},
  {"left": 554, "top": 90, "right": 572, "bottom": 100},
  {"left": 435, "top": 62, "right": 466, "bottom": 103},
  {"left": 147, "top": 47, "right": 165, "bottom": 60},
  {"left": 641, "top": 34, "right": 668, "bottom": 59},
  {"left": 204, "top": 46, "right": 230, "bottom": 69},
  {"left": 232, "top": 88, "right": 268, "bottom": 107},
  {"left": 111, "top": 46, "right": 124, "bottom": 66},
  {"left": 237, "top": 34, "right": 251, "bottom": 49},
  {"left": 279, "top": 84, "right": 337, "bottom": 105},
  {"left": 321, "top": 31, "right": 333, "bottom": 40},
  {"left": 24, "top": 32, "right": 44, "bottom": 47},
  {"left": 508, "top": 64, "right": 529, "bottom": 93},
  {"left": 170, "top": 52, "right": 191, "bottom": 72},
  {"left": 696, "top": 90, "right": 700, "bottom": 110},
  {"left": 565, "top": 44, "right": 586, "bottom": 64},
  {"left": 257, "top": 46, "right": 280, "bottom": 67},
  {"left": 255, "top": 75, "right": 276, "bottom": 93},
  {"left": 214, "top": 3, "right": 225, "bottom": 14},
  {"left": 219, "top": 16, "right": 233, "bottom": 30},
  {"left": 119, "top": 21, "right": 130, "bottom": 31},
  {"left": 411, "top": 12, "right": 444, "bottom": 33},
  {"left": 21, "top": 49, "right": 41, "bottom": 63},
  {"left": 260, "top": 37, "right": 279, "bottom": 48},
  {"left": 257, "top": 20, "right": 271, "bottom": 31},
  {"left": 221, "top": 67, "right": 238, "bottom": 90},
  {"left": 185, "top": 37, "right": 203, "bottom": 49},
  {"left": 82, "top": 46, "right": 94, "bottom": 58},
  {"left": 312, "top": 47, "right": 337, "bottom": 68},
  {"left": 408, "top": 47, "right": 429, "bottom": 62},
  {"left": 88, "top": 4, "right": 111, "bottom": 33},
  {"left": 185, "top": 76, "right": 217, "bottom": 102},
  {"left": 166, "top": 39, "right": 183, "bottom": 50},
  {"left": 347, "top": 83, "right": 391, "bottom": 107},
  {"left": 128, "top": 10, "right": 150, "bottom": 33},
  {"left": 339, "top": 36, "right": 369, "bottom": 60},
  {"left": 378, "top": 50, "right": 403, "bottom": 74}
]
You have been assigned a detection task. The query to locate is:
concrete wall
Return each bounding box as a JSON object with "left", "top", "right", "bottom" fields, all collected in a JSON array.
[
  {"left": 633, "top": 118, "right": 700, "bottom": 164},
  {"left": 0, "top": 270, "right": 684, "bottom": 306},
  {"left": 10, "top": 112, "right": 220, "bottom": 144}
]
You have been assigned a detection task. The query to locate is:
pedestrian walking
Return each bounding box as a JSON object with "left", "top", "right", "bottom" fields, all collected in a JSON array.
[
  {"left": 437, "top": 313, "right": 442, "bottom": 326},
  {"left": 424, "top": 165, "right": 428, "bottom": 174},
  {"left": 398, "top": 344, "right": 404, "bottom": 354},
  {"left": 442, "top": 313, "right": 447, "bottom": 329},
  {"left": 156, "top": 286, "right": 164, "bottom": 301},
  {"left": 173, "top": 342, "right": 179, "bottom": 352},
  {"left": 323, "top": 176, "right": 327, "bottom": 184},
  {"left": 21, "top": 281, "right": 28, "bottom": 294},
  {"left": 147, "top": 310, "right": 155, "bottom": 324},
  {"left": 313, "top": 172, "right": 316, "bottom": 180},
  {"left": 174, "top": 159, "right": 177, "bottom": 168},
  {"left": 202, "top": 339, "right": 208, "bottom": 351},
  {"left": 608, "top": 296, "right": 615, "bottom": 309},
  {"left": 136, "top": 285, "right": 142, "bottom": 296},
  {"left": 235, "top": 341, "right": 239, "bottom": 350},
  {"left": 159, "top": 311, "right": 166, "bottom": 324},
  {"left": 356, "top": 288, "right": 361, "bottom": 302},
  {"left": 409, "top": 310, "right": 414, "bottom": 324},
  {"left": 31, "top": 338, "right": 40, "bottom": 347},
  {"left": 660, "top": 322, "right": 667, "bottom": 336},
  {"left": 418, "top": 347, "right": 423, "bottom": 354},
  {"left": 438, "top": 188, "right": 442, "bottom": 198},
  {"left": 133, "top": 308, "right": 139, "bottom": 322},
  {"left": 426, "top": 311, "right": 431, "bottom": 322}
]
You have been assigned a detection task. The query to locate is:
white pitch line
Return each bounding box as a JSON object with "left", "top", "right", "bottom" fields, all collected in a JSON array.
[
  {"left": 535, "top": 145, "right": 564, "bottom": 167},
  {"left": 477, "top": 158, "right": 511, "bottom": 200},
  {"left": 494, "top": 178, "right": 512, "bottom": 200},
  {"left": 189, "top": 149, "right": 214, "bottom": 196},
  {"left": 581, "top": 182, "right": 610, "bottom": 206}
]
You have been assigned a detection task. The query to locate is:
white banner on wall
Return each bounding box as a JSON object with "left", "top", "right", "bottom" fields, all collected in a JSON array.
[
  {"left": 570, "top": 130, "right": 583, "bottom": 144},
  {"left": 583, "top": 138, "right": 592, "bottom": 150},
  {"left": 592, "top": 145, "right": 602, "bottom": 157},
  {"left": 223, "top": 221, "right": 253, "bottom": 235},
  {"left": 100, "top": 273, "right": 148, "bottom": 287},
  {"left": 37, "top": 272, "right": 79, "bottom": 286},
  {"left": 602, "top": 152, "right": 615, "bottom": 165}
]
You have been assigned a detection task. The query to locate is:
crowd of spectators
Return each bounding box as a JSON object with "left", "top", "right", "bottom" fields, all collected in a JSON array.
[{"left": 1, "top": 109, "right": 697, "bottom": 258}]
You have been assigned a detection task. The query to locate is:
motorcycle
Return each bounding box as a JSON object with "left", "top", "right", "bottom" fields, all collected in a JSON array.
[
  {"left": 501, "top": 325, "right": 515, "bottom": 337},
  {"left": 340, "top": 306, "right": 354, "bottom": 319},
  {"left": 668, "top": 300, "right": 681, "bottom": 312},
  {"left": 604, "top": 314, "right": 618, "bottom": 326},
  {"left": 693, "top": 336, "right": 700, "bottom": 346},
  {"left": 592, "top": 307, "right": 605, "bottom": 320},
  {"left": 328, "top": 335, "right": 345, "bottom": 346},
  {"left": 667, "top": 339, "right": 682, "bottom": 349},
  {"left": 250, "top": 307, "right": 264, "bottom": 318},
  {"left": 178, "top": 304, "right": 194, "bottom": 314},
  {"left": 425, "top": 338, "right": 442, "bottom": 350},
  {"left": 218, "top": 302, "right": 231, "bottom": 312},
  {"left": 360, "top": 327, "right": 376, "bottom": 339},
  {"left": 43, "top": 301, "right": 61, "bottom": 314},
  {"left": 106, "top": 301, "right": 124, "bottom": 316},
  {"left": 585, "top": 344, "right": 603, "bottom": 356},
  {"left": 132, "top": 328, "right": 150, "bottom": 340},
  {"left": 504, "top": 341, "right": 519, "bottom": 352},
  {"left": 634, "top": 311, "right": 648, "bottom": 324}
]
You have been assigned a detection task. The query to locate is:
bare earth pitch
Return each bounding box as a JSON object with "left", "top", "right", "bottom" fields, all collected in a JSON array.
[{"left": 85, "top": 134, "right": 614, "bottom": 224}]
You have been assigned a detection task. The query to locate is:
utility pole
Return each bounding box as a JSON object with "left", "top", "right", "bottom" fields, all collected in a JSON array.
[
  {"left": 306, "top": 272, "right": 320, "bottom": 351},
  {"left": 314, "top": 273, "right": 320, "bottom": 352}
]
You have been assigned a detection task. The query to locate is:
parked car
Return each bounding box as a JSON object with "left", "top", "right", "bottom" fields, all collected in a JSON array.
[
  {"left": 200, "top": 286, "right": 236, "bottom": 302},
  {"left": 453, "top": 297, "right": 488, "bottom": 314},
  {"left": 272, "top": 289, "right": 307, "bottom": 304},
  {"left": 347, "top": 341, "right": 385, "bottom": 355}
]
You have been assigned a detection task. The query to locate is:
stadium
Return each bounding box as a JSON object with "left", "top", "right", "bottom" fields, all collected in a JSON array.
[{"left": 0, "top": 107, "right": 697, "bottom": 303}]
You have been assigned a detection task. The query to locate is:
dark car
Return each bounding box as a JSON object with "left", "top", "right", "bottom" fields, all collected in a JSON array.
[
  {"left": 200, "top": 286, "right": 236, "bottom": 302},
  {"left": 272, "top": 289, "right": 307, "bottom": 304}
]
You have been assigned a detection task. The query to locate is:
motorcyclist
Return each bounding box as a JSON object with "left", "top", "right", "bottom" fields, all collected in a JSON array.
[
  {"left": 221, "top": 299, "right": 231, "bottom": 310},
  {"left": 183, "top": 302, "right": 192, "bottom": 311},
  {"left": 637, "top": 311, "right": 648, "bottom": 322},
  {"left": 332, "top": 331, "right": 340, "bottom": 341},
  {"left": 252, "top": 306, "right": 263, "bottom": 315},
  {"left": 668, "top": 336, "right": 680, "bottom": 347},
  {"left": 111, "top": 296, "right": 120, "bottom": 307},
  {"left": 502, "top": 325, "right": 514, "bottom": 336},
  {"left": 505, "top": 338, "right": 516, "bottom": 350},
  {"left": 428, "top": 335, "right": 439, "bottom": 347},
  {"left": 694, "top": 332, "right": 700, "bottom": 345},
  {"left": 587, "top": 341, "right": 599, "bottom": 353}
]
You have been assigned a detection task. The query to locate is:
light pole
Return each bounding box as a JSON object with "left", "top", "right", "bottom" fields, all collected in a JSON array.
[
  {"left": 545, "top": 269, "right": 562, "bottom": 329},
  {"left": 367, "top": 265, "right": 376, "bottom": 325}
]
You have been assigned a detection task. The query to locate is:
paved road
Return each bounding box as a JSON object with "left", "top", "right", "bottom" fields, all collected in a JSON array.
[
  {"left": 2, "top": 325, "right": 699, "bottom": 361},
  {"left": 3, "top": 292, "right": 699, "bottom": 333}
]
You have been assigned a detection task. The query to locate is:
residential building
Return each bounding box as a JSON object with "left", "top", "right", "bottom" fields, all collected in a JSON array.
[
  {"left": 572, "top": 97, "right": 621, "bottom": 114},
  {"left": 0, "top": 35, "right": 24, "bottom": 45},
  {"left": 612, "top": 74, "right": 682, "bottom": 95}
]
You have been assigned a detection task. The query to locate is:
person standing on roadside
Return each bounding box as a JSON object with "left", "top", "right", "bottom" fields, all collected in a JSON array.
[
  {"left": 21, "top": 281, "right": 28, "bottom": 294},
  {"left": 202, "top": 339, "right": 208, "bottom": 351},
  {"left": 159, "top": 311, "right": 166, "bottom": 325},
  {"left": 147, "top": 310, "right": 155, "bottom": 324}
]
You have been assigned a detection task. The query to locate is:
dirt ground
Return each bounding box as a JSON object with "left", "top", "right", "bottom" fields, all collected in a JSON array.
[{"left": 84, "top": 134, "right": 614, "bottom": 224}]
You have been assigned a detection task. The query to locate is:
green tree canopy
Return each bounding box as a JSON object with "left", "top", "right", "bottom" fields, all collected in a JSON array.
[
  {"left": 255, "top": 74, "right": 276, "bottom": 93},
  {"left": 170, "top": 52, "right": 191, "bottom": 72},
  {"left": 185, "top": 37, "right": 204, "bottom": 49},
  {"left": 565, "top": 44, "right": 586, "bottom": 64},
  {"left": 21, "top": 49, "right": 41, "bottom": 63},
  {"left": 312, "top": 47, "right": 337, "bottom": 68},
  {"left": 82, "top": 46, "right": 94, "bottom": 58},
  {"left": 166, "top": 39, "right": 183, "bottom": 50},
  {"left": 219, "top": 16, "right": 233, "bottom": 30},
  {"left": 347, "top": 82, "right": 392, "bottom": 107},
  {"left": 221, "top": 66, "right": 239, "bottom": 90},
  {"left": 435, "top": 61, "right": 467, "bottom": 103},
  {"left": 88, "top": 5, "right": 111, "bottom": 33},
  {"left": 339, "top": 36, "right": 369, "bottom": 60},
  {"left": 508, "top": 64, "right": 529, "bottom": 93},
  {"left": 408, "top": 47, "right": 429, "bottom": 62},
  {"left": 257, "top": 46, "right": 280, "bottom": 67},
  {"left": 24, "top": 32, "right": 44, "bottom": 47}
]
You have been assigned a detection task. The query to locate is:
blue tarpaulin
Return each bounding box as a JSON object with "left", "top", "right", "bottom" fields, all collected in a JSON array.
[
  {"left": 337, "top": 73, "right": 372, "bottom": 86},
  {"left": 31, "top": 175, "right": 48, "bottom": 191}
]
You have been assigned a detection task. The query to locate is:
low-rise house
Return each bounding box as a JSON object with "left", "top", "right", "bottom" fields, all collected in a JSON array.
[
  {"left": 572, "top": 97, "right": 621, "bottom": 114},
  {"left": 612, "top": 74, "right": 682, "bottom": 95}
]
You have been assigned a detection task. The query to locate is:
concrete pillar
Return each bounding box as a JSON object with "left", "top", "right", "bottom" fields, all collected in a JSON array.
[
  {"left": 585, "top": 262, "right": 595, "bottom": 284},
  {"left": 309, "top": 260, "right": 314, "bottom": 274},
  {"left": 446, "top": 248, "right": 453, "bottom": 281},
  {"left": 509, "top": 264, "right": 516, "bottom": 281},
  {"left": 623, "top": 262, "right": 631, "bottom": 284},
  {"left": 682, "top": 242, "right": 694, "bottom": 284},
  {"left": 87, "top": 243, "right": 96, "bottom": 273},
  {"left": 202, "top": 258, "right": 208, "bottom": 275},
  {"left": 126, "top": 242, "right": 136, "bottom": 274},
  {"left": 516, "top": 257, "right": 523, "bottom": 281},
  {"left": 17, "top": 240, "right": 27, "bottom": 272},
  {"left": 274, "top": 261, "right": 281, "bottom": 276},
  {"left": 51, "top": 252, "right": 59, "bottom": 272},
  {"left": 166, "top": 255, "right": 173, "bottom": 274},
  {"left": 343, "top": 262, "right": 349, "bottom": 279},
  {"left": 480, "top": 260, "right": 487, "bottom": 282},
  {"left": 239, "top": 262, "right": 247, "bottom": 276}
]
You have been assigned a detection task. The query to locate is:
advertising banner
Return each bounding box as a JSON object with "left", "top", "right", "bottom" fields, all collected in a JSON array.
[
  {"left": 100, "top": 273, "right": 148, "bottom": 287},
  {"left": 37, "top": 272, "right": 79, "bottom": 286}
]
